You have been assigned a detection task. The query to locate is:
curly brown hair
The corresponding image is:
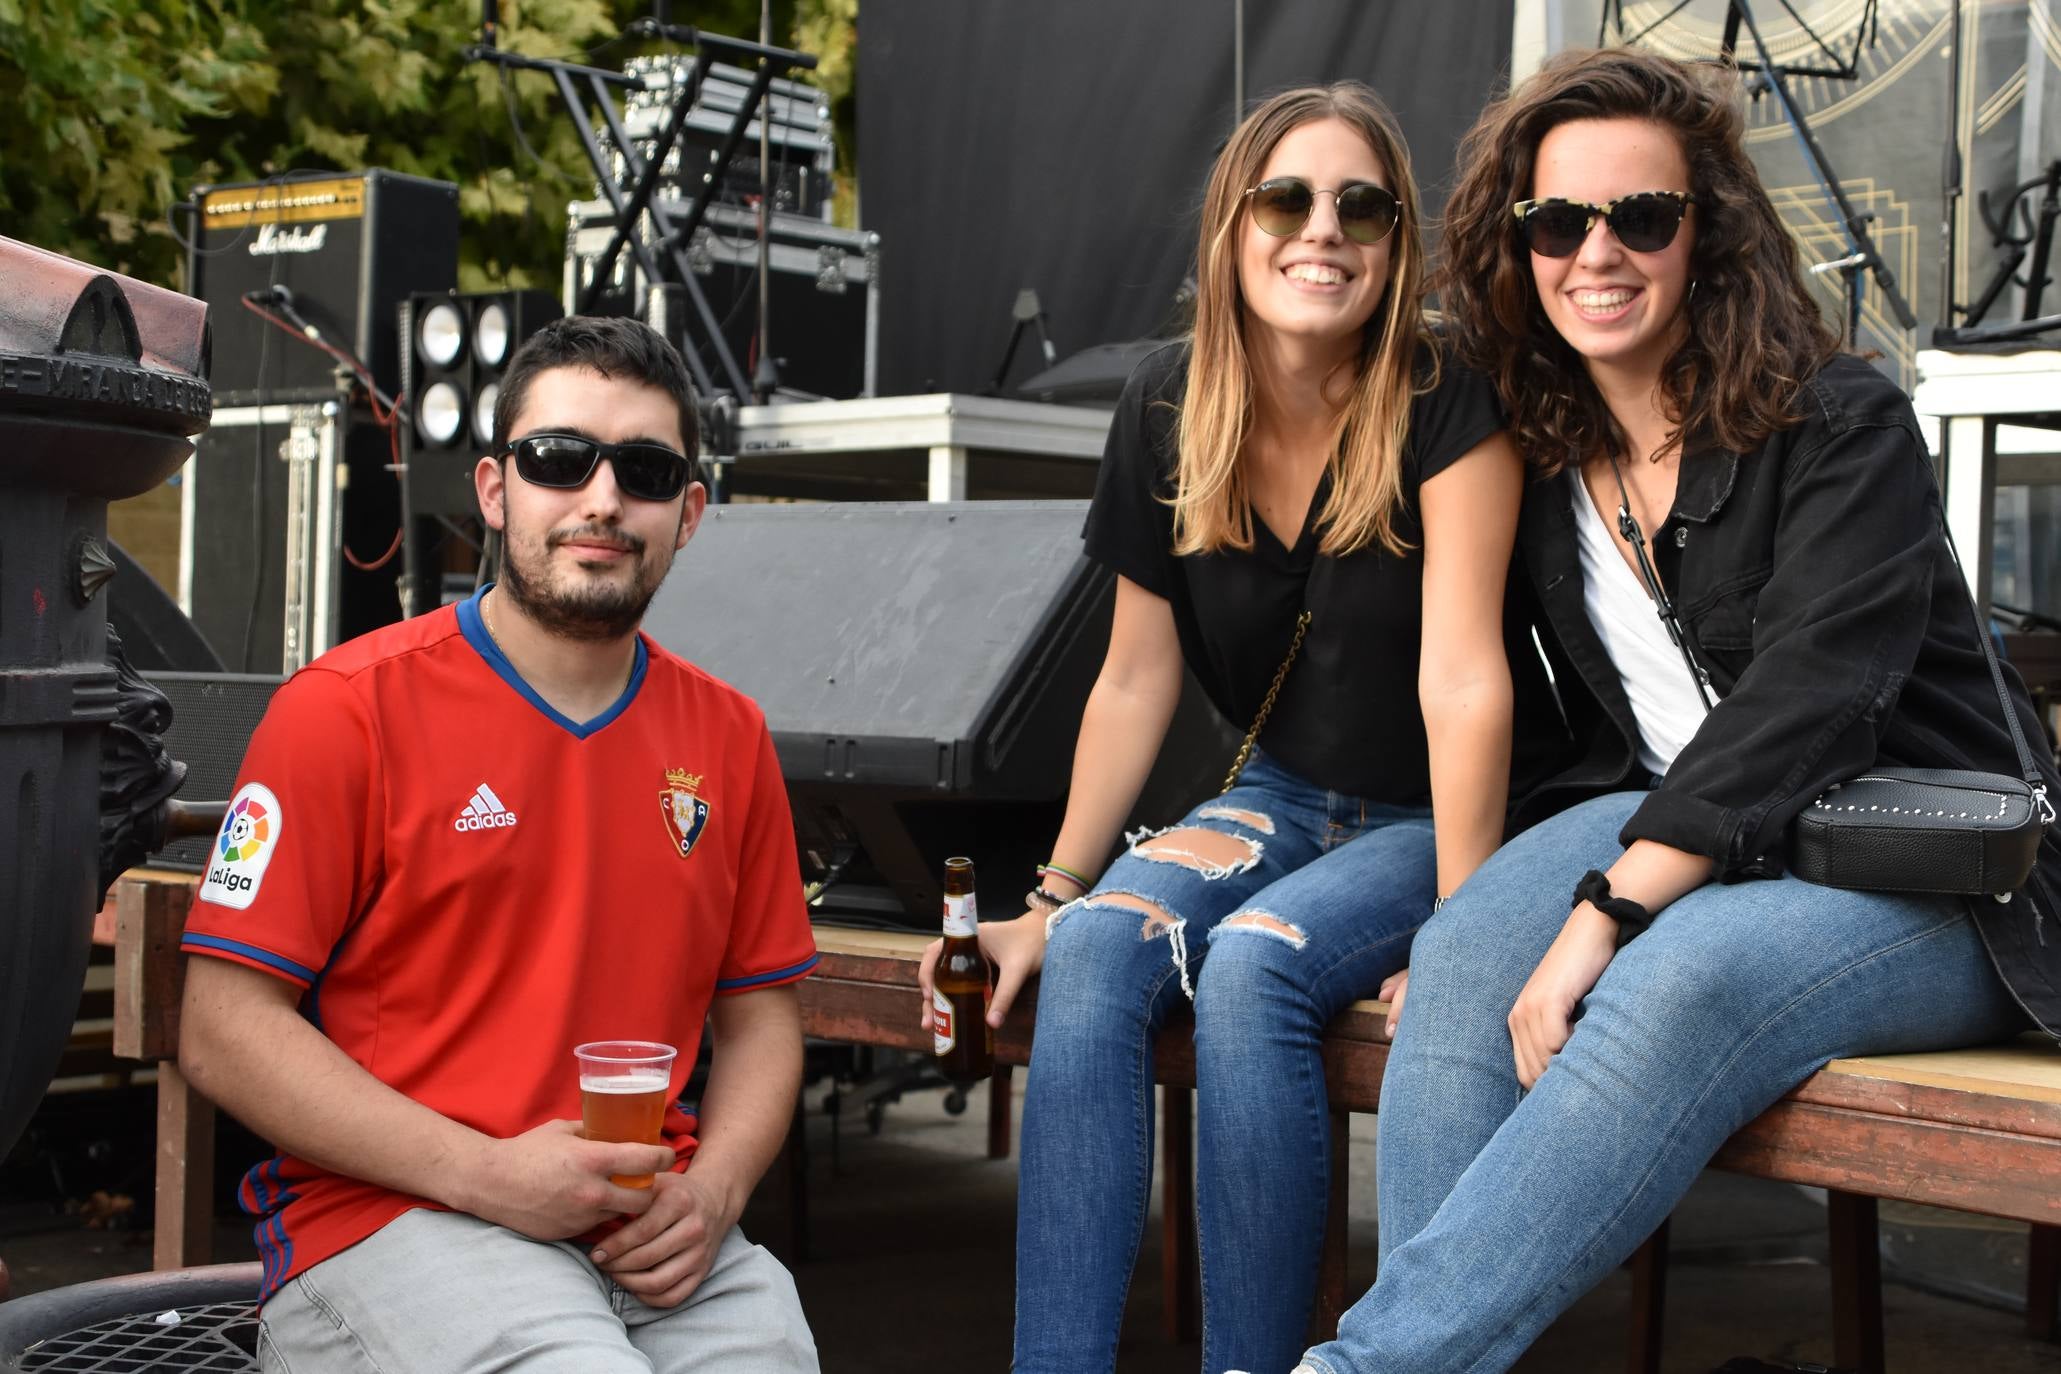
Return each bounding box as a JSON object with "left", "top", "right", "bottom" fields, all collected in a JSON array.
[{"left": 1436, "top": 47, "right": 1841, "bottom": 474}]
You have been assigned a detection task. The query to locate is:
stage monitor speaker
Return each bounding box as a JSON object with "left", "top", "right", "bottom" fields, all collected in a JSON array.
[
  {"left": 641, "top": 501, "right": 1238, "bottom": 929},
  {"left": 141, "top": 672, "right": 287, "bottom": 873},
  {"left": 189, "top": 172, "right": 459, "bottom": 406},
  {"left": 109, "top": 541, "right": 224, "bottom": 674}
]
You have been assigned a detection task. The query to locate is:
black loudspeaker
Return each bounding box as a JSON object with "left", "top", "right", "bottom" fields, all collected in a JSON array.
[
  {"left": 141, "top": 673, "right": 286, "bottom": 873},
  {"left": 183, "top": 407, "right": 401, "bottom": 673},
  {"left": 641, "top": 501, "right": 1239, "bottom": 929},
  {"left": 397, "top": 290, "right": 564, "bottom": 619},
  {"left": 108, "top": 542, "right": 223, "bottom": 673},
  {"left": 188, "top": 172, "right": 459, "bottom": 405}
]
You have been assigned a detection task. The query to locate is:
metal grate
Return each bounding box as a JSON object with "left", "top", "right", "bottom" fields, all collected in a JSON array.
[{"left": 19, "top": 1302, "right": 258, "bottom": 1372}]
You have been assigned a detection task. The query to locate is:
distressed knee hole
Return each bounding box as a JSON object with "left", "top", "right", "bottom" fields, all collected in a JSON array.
[
  {"left": 1195, "top": 804, "right": 1277, "bottom": 836},
  {"left": 1130, "top": 826, "right": 1263, "bottom": 880},
  {"left": 1220, "top": 910, "right": 1307, "bottom": 950},
  {"left": 1079, "top": 890, "right": 1181, "bottom": 940}
]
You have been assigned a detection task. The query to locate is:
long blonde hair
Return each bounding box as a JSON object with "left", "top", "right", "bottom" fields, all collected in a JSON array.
[{"left": 1174, "top": 82, "right": 1430, "bottom": 558}]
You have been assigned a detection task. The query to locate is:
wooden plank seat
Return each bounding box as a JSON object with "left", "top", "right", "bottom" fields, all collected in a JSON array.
[
  {"left": 94, "top": 877, "right": 2061, "bottom": 1369},
  {"left": 804, "top": 927, "right": 2061, "bottom": 1369}
]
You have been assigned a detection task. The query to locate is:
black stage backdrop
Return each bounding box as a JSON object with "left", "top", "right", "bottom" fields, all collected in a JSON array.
[{"left": 857, "top": 1, "right": 1515, "bottom": 397}]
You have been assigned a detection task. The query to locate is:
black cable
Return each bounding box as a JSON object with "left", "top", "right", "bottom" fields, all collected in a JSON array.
[
  {"left": 244, "top": 295, "right": 402, "bottom": 417},
  {"left": 435, "top": 514, "right": 484, "bottom": 554},
  {"left": 166, "top": 166, "right": 356, "bottom": 260},
  {"left": 498, "top": 64, "right": 575, "bottom": 187},
  {"left": 227, "top": 169, "right": 356, "bottom": 671},
  {"left": 239, "top": 294, "right": 273, "bottom": 675},
  {"left": 235, "top": 172, "right": 308, "bottom": 675}
]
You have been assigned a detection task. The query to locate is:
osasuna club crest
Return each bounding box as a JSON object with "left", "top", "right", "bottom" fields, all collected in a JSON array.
[{"left": 660, "top": 767, "right": 712, "bottom": 858}]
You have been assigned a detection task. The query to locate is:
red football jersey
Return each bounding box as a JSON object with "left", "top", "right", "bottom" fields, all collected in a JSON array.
[{"left": 181, "top": 592, "right": 818, "bottom": 1298}]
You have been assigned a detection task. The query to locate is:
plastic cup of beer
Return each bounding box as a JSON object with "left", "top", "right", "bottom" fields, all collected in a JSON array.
[{"left": 574, "top": 1040, "right": 678, "bottom": 1188}]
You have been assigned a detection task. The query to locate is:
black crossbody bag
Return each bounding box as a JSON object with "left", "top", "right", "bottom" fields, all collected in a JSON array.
[{"left": 1607, "top": 459, "right": 2054, "bottom": 899}]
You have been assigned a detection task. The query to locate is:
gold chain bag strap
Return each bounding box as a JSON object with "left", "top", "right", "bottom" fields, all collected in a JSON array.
[{"left": 1221, "top": 610, "right": 1313, "bottom": 795}]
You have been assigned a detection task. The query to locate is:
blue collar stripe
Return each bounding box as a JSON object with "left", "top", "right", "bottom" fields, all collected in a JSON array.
[{"left": 458, "top": 586, "right": 648, "bottom": 739}]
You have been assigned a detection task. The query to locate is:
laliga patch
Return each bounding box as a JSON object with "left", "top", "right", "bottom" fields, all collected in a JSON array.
[
  {"left": 660, "top": 767, "right": 712, "bottom": 859},
  {"left": 201, "top": 783, "right": 282, "bottom": 910}
]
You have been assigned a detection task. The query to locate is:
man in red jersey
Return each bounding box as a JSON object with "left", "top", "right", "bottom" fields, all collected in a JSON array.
[{"left": 178, "top": 316, "right": 819, "bottom": 1373}]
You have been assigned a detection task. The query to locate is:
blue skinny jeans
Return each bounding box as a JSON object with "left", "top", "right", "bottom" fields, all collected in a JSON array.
[
  {"left": 1014, "top": 751, "right": 1436, "bottom": 1374},
  {"left": 1298, "top": 790, "right": 2025, "bottom": 1374}
]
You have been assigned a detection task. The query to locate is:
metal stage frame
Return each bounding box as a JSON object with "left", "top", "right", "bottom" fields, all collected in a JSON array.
[
  {"left": 1914, "top": 347, "right": 2061, "bottom": 613},
  {"left": 721, "top": 393, "right": 1114, "bottom": 503}
]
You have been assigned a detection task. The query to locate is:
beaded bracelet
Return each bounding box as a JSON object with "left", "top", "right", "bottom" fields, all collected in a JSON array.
[{"left": 1038, "top": 861, "right": 1090, "bottom": 893}]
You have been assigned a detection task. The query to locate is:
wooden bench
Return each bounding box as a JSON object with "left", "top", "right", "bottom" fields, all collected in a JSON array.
[
  {"left": 804, "top": 926, "right": 2061, "bottom": 1369},
  {"left": 96, "top": 875, "right": 2061, "bottom": 1367}
]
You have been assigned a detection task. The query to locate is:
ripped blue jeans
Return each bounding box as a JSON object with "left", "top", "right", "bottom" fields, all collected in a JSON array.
[{"left": 1013, "top": 750, "right": 1435, "bottom": 1374}]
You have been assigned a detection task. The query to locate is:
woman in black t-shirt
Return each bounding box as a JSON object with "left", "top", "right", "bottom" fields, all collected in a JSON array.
[{"left": 919, "top": 83, "right": 1529, "bottom": 1374}]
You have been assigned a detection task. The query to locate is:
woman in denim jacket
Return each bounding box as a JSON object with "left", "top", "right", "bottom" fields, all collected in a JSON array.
[{"left": 1290, "top": 47, "right": 2060, "bottom": 1374}]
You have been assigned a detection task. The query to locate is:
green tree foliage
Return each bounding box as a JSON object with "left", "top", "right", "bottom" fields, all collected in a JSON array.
[{"left": 0, "top": 0, "right": 852, "bottom": 294}]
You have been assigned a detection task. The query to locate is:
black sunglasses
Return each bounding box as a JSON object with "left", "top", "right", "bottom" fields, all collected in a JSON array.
[
  {"left": 1511, "top": 191, "right": 1696, "bottom": 258},
  {"left": 1245, "top": 177, "right": 1401, "bottom": 246},
  {"left": 503, "top": 433, "right": 692, "bottom": 503}
]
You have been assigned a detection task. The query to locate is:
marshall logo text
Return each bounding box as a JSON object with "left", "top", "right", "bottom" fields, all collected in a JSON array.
[{"left": 249, "top": 222, "right": 330, "bottom": 256}]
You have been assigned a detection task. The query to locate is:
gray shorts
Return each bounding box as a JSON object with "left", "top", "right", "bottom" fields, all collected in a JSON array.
[{"left": 256, "top": 1208, "right": 818, "bottom": 1374}]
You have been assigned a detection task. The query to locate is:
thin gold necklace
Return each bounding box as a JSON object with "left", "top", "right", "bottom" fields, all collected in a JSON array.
[{"left": 482, "top": 588, "right": 505, "bottom": 653}]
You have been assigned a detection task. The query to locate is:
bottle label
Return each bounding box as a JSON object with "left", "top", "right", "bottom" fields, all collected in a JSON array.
[
  {"left": 932, "top": 987, "right": 956, "bottom": 1056},
  {"left": 942, "top": 891, "right": 977, "bottom": 938}
]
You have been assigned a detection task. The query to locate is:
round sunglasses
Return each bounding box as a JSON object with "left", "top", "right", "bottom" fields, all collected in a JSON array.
[
  {"left": 1245, "top": 177, "right": 1402, "bottom": 246},
  {"left": 503, "top": 433, "right": 692, "bottom": 503},
  {"left": 1511, "top": 191, "right": 1696, "bottom": 258}
]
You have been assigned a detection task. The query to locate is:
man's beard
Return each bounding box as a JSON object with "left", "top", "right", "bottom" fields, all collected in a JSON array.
[{"left": 498, "top": 521, "right": 674, "bottom": 642}]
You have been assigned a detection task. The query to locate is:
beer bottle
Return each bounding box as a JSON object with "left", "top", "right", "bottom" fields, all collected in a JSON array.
[{"left": 932, "top": 856, "right": 993, "bottom": 1083}]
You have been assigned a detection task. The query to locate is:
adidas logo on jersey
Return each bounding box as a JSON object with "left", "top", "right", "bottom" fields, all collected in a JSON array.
[{"left": 454, "top": 783, "right": 518, "bottom": 832}]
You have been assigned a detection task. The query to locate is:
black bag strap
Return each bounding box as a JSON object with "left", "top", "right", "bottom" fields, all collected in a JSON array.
[
  {"left": 1936, "top": 522, "right": 2051, "bottom": 800},
  {"left": 1605, "top": 453, "right": 2052, "bottom": 819},
  {"left": 1605, "top": 455, "right": 1715, "bottom": 715}
]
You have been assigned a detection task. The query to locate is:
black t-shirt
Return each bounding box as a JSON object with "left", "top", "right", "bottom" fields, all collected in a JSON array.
[{"left": 1082, "top": 340, "right": 1505, "bottom": 803}]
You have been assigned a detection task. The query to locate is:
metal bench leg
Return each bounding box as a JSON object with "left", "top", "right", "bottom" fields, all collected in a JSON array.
[
  {"left": 1625, "top": 1218, "right": 1669, "bottom": 1374},
  {"left": 1828, "top": 1191, "right": 1885, "bottom": 1374},
  {"left": 779, "top": 1084, "right": 810, "bottom": 1265},
  {"left": 153, "top": 1061, "right": 215, "bottom": 1271},
  {"left": 1159, "top": 1084, "right": 1199, "bottom": 1343},
  {"left": 1313, "top": 1108, "right": 1351, "bottom": 1341},
  {"left": 987, "top": 1064, "right": 1013, "bottom": 1160},
  {"left": 2028, "top": 1222, "right": 2060, "bottom": 1341}
]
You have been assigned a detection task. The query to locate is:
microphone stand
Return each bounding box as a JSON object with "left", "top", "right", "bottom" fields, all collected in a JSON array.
[{"left": 1717, "top": 0, "right": 1917, "bottom": 346}]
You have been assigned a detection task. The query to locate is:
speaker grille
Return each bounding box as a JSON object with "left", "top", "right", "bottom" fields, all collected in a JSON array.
[{"left": 146, "top": 673, "right": 286, "bottom": 872}]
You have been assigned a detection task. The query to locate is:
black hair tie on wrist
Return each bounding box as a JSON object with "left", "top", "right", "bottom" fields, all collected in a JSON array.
[{"left": 1572, "top": 869, "right": 1652, "bottom": 939}]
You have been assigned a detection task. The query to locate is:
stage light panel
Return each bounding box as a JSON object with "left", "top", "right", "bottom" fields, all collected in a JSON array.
[
  {"left": 418, "top": 380, "right": 466, "bottom": 447},
  {"left": 474, "top": 382, "right": 500, "bottom": 447},
  {"left": 418, "top": 301, "right": 466, "bottom": 368},
  {"left": 474, "top": 302, "right": 512, "bottom": 367}
]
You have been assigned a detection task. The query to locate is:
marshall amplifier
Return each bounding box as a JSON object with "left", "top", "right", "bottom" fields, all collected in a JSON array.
[{"left": 187, "top": 171, "right": 459, "bottom": 406}]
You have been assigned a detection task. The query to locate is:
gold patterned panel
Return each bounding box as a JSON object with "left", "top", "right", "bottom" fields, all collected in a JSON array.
[{"left": 1766, "top": 179, "right": 1921, "bottom": 385}]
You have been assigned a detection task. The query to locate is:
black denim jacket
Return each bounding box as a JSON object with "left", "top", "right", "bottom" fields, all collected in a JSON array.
[{"left": 1511, "top": 354, "right": 2061, "bottom": 1037}]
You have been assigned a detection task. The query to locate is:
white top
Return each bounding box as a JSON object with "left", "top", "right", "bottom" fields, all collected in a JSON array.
[{"left": 1568, "top": 470, "right": 1708, "bottom": 776}]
